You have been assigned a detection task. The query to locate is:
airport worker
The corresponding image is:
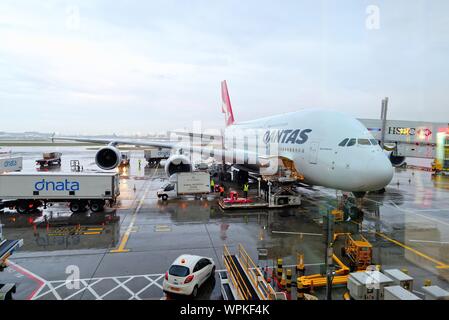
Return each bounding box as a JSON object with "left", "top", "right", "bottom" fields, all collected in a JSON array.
[
  {"left": 210, "top": 178, "right": 215, "bottom": 192},
  {"left": 138, "top": 159, "right": 142, "bottom": 169},
  {"left": 219, "top": 186, "right": 225, "bottom": 198},
  {"left": 243, "top": 182, "right": 249, "bottom": 198}
]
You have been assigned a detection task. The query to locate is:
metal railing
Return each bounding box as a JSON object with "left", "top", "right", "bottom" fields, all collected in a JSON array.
[
  {"left": 223, "top": 245, "right": 252, "bottom": 300},
  {"left": 236, "top": 244, "right": 276, "bottom": 300}
]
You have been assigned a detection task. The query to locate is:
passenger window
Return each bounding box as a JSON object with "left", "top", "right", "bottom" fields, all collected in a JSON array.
[
  {"left": 369, "top": 139, "right": 379, "bottom": 145},
  {"left": 193, "top": 262, "right": 202, "bottom": 273},
  {"left": 202, "top": 259, "right": 211, "bottom": 266},
  {"left": 165, "top": 184, "right": 175, "bottom": 191},
  {"left": 358, "top": 139, "right": 370, "bottom": 145},
  {"left": 339, "top": 138, "right": 349, "bottom": 146},
  {"left": 347, "top": 139, "right": 356, "bottom": 147}
]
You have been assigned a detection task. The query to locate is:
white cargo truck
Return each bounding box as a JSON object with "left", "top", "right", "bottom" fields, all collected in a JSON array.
[
  {"left": 144, "top": 148, "right": 171, "bottom": 167},
  {"left": 157, "top": 172, "right": 210, "bottom": 200},
  {"left": 0, "top": 157, "right": 22, "bottom": 173},
  {"left": 0, "top": 172, "right": 120, "bottom": 214}
]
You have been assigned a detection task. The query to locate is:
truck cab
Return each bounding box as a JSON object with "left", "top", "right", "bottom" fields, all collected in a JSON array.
[{"left": 157, "top": 182, "right": 176, "bottom": 201}]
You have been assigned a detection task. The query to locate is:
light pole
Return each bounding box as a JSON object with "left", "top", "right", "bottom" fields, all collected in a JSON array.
[
  {"left": 323, "top": 209, "right": 335, "bottom": 300},
  {"left": 267, "top": 181, "right": 272, "bottom": 206}
]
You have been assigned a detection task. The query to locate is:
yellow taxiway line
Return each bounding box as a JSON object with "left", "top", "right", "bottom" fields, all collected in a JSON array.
[
  {"left": 110, "top": 181, "right": 151, "bottom": 253},
  {"left": 352, "top": 221, "right": 449, "bottom": 269}
]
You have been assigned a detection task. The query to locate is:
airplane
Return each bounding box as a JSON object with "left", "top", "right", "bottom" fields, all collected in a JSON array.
[{"left": 55, "top": 80, "right": 394, "bottom": 197}]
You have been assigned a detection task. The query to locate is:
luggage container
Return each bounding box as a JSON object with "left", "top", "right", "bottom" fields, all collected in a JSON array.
[
  {"left": 383, "top": 269, "right": 414, "bottom": 291},
  {"left": 384, "top": 285, "right": 421, "bottom": 300},
  {"left": 421, "top": 285, "right": 449, "bottom": 300},
  {"left": 347, "top": 271, "right": 394, "bottom": 300}
]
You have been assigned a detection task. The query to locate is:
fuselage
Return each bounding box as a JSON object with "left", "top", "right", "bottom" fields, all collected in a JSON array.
[{"left": 223, "top": 109, "right": 394, "bottom": 192}]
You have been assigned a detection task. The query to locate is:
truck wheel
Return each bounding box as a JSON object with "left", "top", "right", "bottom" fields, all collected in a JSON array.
[
  {"left": 90, "top": 200, "right": 105, "bottom": 212},
  {"left": 161, "top": 195, "right": 168, "bottom": 201},
  {"left": 16, "top": 201, "right": 30, "bottom": 214},
  {"left": 70, "top": 201, "right": 83, "bottom": 214}
]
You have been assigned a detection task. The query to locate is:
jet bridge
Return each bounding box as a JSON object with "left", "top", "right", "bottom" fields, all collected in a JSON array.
[{"left": 358, "top": 97, "right": 449, "bottom": 166}]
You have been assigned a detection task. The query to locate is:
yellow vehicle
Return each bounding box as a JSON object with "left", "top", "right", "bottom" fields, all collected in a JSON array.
[
  {"left": 432, "top": 160, "right": 443, "bottom": 173},
  {"left": 331, "top": 209, "right": 344, "bottom": 222},
  {"left": 339, "top": 234, "right": 372, "bottom": 271}
]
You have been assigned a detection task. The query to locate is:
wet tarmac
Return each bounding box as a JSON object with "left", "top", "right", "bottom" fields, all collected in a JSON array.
[{"left": 1, "top": 146, "right": 449, "bottom": 300}]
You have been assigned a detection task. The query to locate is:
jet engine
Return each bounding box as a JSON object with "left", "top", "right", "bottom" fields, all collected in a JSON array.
[
  {"left": 164, "top": 155, "right": 192, "bottom": 176},
  {"left": 95, "top": 146, "right": 121, "bottom": 170}
]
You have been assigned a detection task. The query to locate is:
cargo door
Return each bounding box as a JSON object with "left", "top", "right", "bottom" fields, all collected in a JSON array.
[{"left": 309, "top": 142, "right": 319, "bottom": 164}]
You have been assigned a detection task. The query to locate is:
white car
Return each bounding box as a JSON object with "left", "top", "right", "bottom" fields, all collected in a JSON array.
[{"left": 163, "top": 254, "right": 215, "bottom": 297}]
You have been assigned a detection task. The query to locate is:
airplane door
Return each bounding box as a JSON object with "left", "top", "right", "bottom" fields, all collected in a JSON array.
[{"left": 309, "top": 142, "right": 319, "bottom": 164}]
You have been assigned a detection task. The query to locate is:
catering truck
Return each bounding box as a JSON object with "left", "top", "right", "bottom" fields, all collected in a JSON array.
[
  {"left": 0, "top": 172, "right": 120, "bottom": 214},
  {"left": 157, "top": 172, "right": 210, "bottom": 200}
]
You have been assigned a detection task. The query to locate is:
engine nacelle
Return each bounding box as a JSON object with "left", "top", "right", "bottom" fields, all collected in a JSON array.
[
  {"left": 164, "top": 155, "right": 192, "bottom": 176},
  {"left": 95, "top": 146, "right": 121, "bottom": 170},
  {"left": 389, "top": 154, "right": 406, "bottom": 167}
]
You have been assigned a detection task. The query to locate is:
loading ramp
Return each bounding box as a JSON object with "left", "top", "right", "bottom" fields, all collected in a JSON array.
[{"left": 221, "top": 244, "right": 284, "bottom": 300}]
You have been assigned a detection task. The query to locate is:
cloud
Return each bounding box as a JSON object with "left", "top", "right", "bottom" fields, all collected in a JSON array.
[{"left": 0, "top": 0, "right": 449, "bottom": 134}]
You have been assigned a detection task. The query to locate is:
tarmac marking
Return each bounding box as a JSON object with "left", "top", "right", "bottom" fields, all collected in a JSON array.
[
  {"left": 87, "top": 228, "right": 104, "bottom": 231},
  {"left": 409, "top": 239, "right": 449, "bottom": 245},
  {"left": 110, "top": 182, "right": 151, "bottom": 253},
  {"left": 271, "top": 231, "right": 322, "bottom": 237},
  {"left": 389, "top": 200, "right": 449, "bottom": 227},
  {"left": 111, "top": 165, "right": 161, "bottom": 253},
  {"left": 353, "top": 221, "right": 449, "bottom": 269},
  {"left": 154, "top": 225, "right": 172, "bottom": 232},
  {"left": 33, "top": 273, "right": 166, "bottom": 300},
  {"left": 6, "top": 260, "right": 47, "bottom": 300},
  {"left": 82, "top": 231, "right": 102, "bottom": 235}
]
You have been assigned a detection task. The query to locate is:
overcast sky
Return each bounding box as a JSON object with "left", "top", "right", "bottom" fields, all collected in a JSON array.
[{"left": 1, "top": 1, "right": 448, "bottom": 135}]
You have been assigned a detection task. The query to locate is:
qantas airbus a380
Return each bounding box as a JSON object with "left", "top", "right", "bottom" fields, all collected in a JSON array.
[{"left": 57, "top": 81, "right": 394, "bottom": 196}]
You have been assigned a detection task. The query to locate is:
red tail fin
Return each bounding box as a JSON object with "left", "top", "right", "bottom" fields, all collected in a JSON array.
[{"left": 221, "top": 80, "right": 235, "bottom": 127}]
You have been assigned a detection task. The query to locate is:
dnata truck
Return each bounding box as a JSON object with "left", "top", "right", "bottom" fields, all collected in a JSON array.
[
  {"left": 157, "top": 172, "right": 210, "bottom": 200},
  {"left": 0, "top": 172, "right": 120, "bottom": 214},
  {"left": 0, "top": 157, "right": 22, "bottom": 173}
]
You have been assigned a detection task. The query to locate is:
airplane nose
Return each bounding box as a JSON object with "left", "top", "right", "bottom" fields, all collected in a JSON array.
[{"left": 365, "top": 154, "right": 394, "bottom": 190}]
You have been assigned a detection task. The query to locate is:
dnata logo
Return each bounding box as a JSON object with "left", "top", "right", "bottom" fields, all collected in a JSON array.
[
  {"left": 34, "top": 179, "right": 80, "bottom": 191},
  {"left": 263, "top": 129, "right": 312, "bottom": 145}
]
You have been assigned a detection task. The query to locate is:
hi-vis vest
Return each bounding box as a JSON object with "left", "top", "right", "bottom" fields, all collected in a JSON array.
[{"left": 243, "top": 184, "right": 249, "bottom": 192}]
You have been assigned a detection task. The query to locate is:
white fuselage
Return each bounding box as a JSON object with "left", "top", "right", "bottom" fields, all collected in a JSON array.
[{"left": 223, "top": 109, "right": 394, "bottom": 192}]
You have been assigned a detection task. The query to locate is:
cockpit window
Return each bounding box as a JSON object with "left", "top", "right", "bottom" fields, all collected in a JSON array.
[
  {"left": 358, "top": 139, "right": 371, "bottom": 145},
  {"left": 347, "top": 139, "right": 356, "bottom": 147},
  {"left": 338, "top": 138, "right": 349, "bottom": 146},
  {"left": 369, "top": 139, "right": 379, "bottom": 145}
]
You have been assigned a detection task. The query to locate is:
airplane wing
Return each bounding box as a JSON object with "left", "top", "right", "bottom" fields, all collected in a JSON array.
[
  {"left": 170, "top": 131, "right": 223, "bottom": 143},
  {"left": 53, "top": 135, "right": 279, "bottom": 173},
  {"left": 53, "top": 136, "right": 176, "bottom": 149}
]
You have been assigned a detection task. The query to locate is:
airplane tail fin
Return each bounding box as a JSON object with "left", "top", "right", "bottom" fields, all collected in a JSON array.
[{"left": 221, "top": 80, "right": 235, "bottom": 127}]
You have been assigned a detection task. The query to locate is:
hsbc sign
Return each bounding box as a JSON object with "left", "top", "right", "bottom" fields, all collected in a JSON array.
[{"left": 388, "top": 127, "right": 432, "bottom": 137}]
